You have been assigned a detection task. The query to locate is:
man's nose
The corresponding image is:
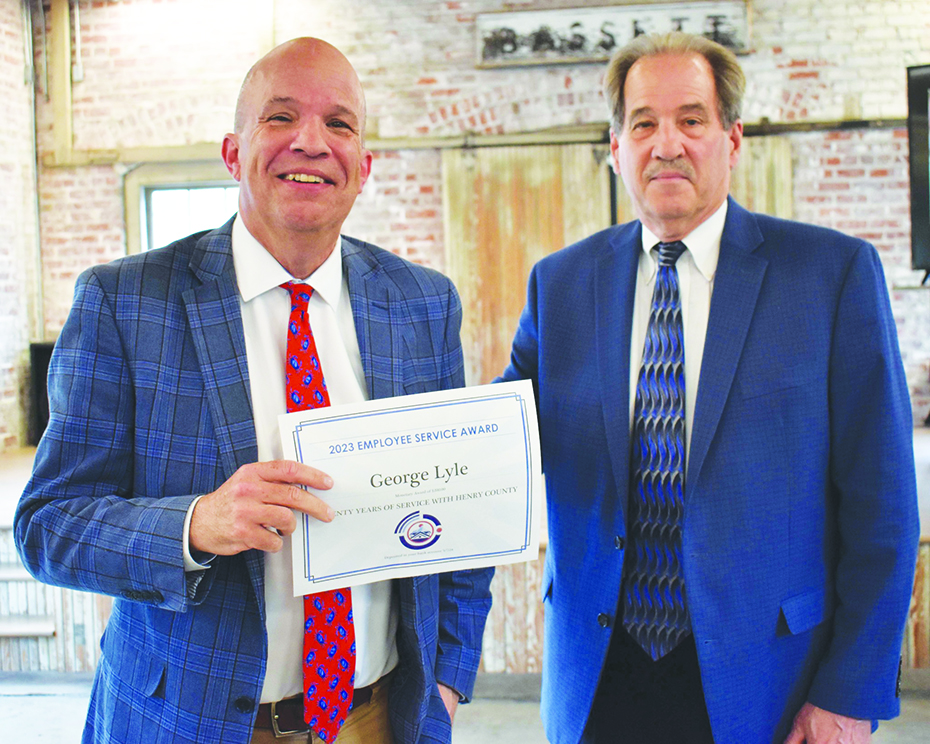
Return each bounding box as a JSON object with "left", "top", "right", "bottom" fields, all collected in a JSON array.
[
  {"left": 651, "top": 122, "right": 685, "bottom": 160},
  {"left": 290, "top": 118, "right": 331, "bottom": 157}
]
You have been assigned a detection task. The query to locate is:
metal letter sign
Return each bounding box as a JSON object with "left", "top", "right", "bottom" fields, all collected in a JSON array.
[{"left": 477, "top": 2, "right": 749, "bottom": 68}]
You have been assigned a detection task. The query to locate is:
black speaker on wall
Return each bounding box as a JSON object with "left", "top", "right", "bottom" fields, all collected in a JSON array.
[
  {"left": 907, "top": 64, "right": 930, "bottom": 275},
  {"left": 29, "top": 342, "right": 55, "bottom": 445}
]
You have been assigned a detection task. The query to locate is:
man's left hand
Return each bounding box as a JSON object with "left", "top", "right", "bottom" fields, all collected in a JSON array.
[
  {"left": 438, "top": 683, "right": 460, "bottom": 723},
  {"left": 784, "top": 702, "right": 871, "bottom": 744}
]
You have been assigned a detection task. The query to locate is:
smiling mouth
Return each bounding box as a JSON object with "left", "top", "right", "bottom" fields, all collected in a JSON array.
[{"left": 282, "top": 174, "right": 328, "bottom": 184}]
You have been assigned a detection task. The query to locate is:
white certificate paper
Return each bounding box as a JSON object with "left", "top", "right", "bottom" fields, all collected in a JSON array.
[{"left": 280, "top": 380, "right": 542, "bottom": 595}]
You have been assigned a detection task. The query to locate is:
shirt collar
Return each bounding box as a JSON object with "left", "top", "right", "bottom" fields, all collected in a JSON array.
[
  {"left": 639, "top": 199, "right": 728, "bottom": 282},
  {"left": 231, "top": 216, "right": 344, "bottom": 309}
]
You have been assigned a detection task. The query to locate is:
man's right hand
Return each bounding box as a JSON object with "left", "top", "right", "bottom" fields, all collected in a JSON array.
[{"left": 189, "top": 460, "right": 335, "bottom": 555}]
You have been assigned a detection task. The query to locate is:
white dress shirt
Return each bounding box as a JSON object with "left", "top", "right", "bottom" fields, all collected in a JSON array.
[
  {"left": 194, "top": 217, "right": 399, "bottom": 703},
  {"left": 629, "top": 200, "right": 728, "bottom": 459}
]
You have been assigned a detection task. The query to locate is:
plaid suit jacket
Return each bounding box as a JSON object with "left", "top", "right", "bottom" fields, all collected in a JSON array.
[{"left": 15, "top": 219, "right": 493, "bottom": 743}]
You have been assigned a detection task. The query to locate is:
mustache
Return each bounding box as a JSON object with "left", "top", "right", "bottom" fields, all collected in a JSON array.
[{"left": 644, "top": 162, "right": 695, "bottom": 181}]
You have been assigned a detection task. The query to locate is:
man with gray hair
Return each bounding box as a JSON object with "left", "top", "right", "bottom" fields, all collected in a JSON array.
[{"left": 499, "top": 31, "right": 918, "bottom": 743}]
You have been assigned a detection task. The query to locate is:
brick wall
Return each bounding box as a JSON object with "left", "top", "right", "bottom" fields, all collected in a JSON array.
[
  {"left": 744, "top": 1, "right": 930, "bottom": 123},
  {"left": 792, "top": 127, "right": 930, "bottom": 411},
  {"left": 21, "top": 0, "right": 930, "bottom": 431},
  {"left": 342, "top": 150, "right": 445, "bottom": 271},
  {"left": 37, "top": 165, "right": 124, "bottom": 333},
  {"left": 0, "top": 0, "right": 38, "bottom": 451}
]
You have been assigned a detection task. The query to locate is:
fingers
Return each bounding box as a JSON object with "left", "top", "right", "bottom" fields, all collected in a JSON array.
[
  {"left": 189, "top": 460, "right": 337, "bottom": 555},
  {"left": 240, "top": 461, "right": 336, "bottom": 520},
  {"left": 250, "top": 460, "right": 334, "bottom": 491},
  {"left": 783, "top": 703, "right": 870, "bottom": 744},
  {"left": 265, "top": 481, "right": 334, "bottom": 522},
  {"left": 783, "top": 703, "right": 810, "bottom": 744},
  {"left": 438, "top": 684, "right": 460, "bottom": 724}
]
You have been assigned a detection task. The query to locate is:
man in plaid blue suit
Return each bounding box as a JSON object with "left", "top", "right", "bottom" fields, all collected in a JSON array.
[{"left": 15, "top": 38, "right": 492, "bottom": 744}]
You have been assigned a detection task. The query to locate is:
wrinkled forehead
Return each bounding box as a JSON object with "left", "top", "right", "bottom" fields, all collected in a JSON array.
[
  {"left": 622, "top": 53, "right": 718, "bottom": 121},
  {"left": 235, "top": 41, "right": 366, "bottom": 130}
]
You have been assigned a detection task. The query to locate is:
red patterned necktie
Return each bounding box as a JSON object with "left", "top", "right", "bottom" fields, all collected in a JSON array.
[{"left": 281, "top": 281, "right": 355, "bottom": 742}]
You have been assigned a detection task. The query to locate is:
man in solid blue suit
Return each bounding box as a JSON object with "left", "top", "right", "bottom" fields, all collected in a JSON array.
[
  {"left": 499, "top": 32, "right": 919, "bottom": 743},
  {"left": 16, "top": 38, "right": 492, "bottom": 744}
]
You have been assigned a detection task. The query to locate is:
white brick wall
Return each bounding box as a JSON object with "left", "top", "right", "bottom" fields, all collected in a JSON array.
[
  {"left": 342, "top": 150, "right": 445, "bottom": 271},
  {"left": 37, "top": 165, "right": 124, "bottom": 334},
  {"left": 0, "top": 0, "right": 38, "bottom": 450},
  {"left": 791, "top": 127, "right": 930, "bottom": 415},
  {"left": 46, "top": 0, "right": 930, "bottom": 150},
  {"left": 5, "top": 0, "right": 930, "bottom": 451}
]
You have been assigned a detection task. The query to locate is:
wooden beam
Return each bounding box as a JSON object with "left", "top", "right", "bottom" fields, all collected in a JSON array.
[
  {"left": 41, "top": 125, "right": 612, "bottom": 168},
  {"left": 39, "top": 117, "right": 910, "bottom": 169},
  {"left": 47, "top": 0, "right": 73, "bottom": 166},
  {"left": 0, "top": 563, "right": 33, "bottom": 582},
  {"left": 0, "top": 616, "right": 56, "bottom": 638},
  {"left": 743, "top": 117, "right": 907, "bottom": 136},
  {"left": 42, "top": 142, "right": 222, "bottom": 168},
  {"left": 371, "top": 123, "right": 611, "bottom": 151}
]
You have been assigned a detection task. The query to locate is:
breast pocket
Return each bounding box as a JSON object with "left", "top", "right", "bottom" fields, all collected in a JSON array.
[{"left": 737, "top": 358, "right": 815, "bottom": 400}]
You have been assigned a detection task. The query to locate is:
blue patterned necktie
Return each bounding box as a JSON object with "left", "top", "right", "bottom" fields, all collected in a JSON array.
[{"left": 622, "top": 240, "right": 690, "bottom": 661}]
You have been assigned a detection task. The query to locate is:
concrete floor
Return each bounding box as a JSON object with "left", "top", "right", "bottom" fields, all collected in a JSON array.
[{"left": 0, "top": 672, "right": 928, "bottom": 743}]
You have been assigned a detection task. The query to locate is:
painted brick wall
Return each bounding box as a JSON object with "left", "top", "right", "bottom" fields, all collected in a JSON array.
[
  {"left": 38, "top": 0, "right": 930, "bottom": 141},
  {"left": 0, "top": 0, "right": 38, "bottom": 451},
  {"left": 23, "top": 0, "right": 930, "bottom": 427},
  {"left": 37, "top": 165, "right": 124, "bottom": 333},
  {"left": 64, "top": 0, "right": 260, "bottom": 151},
  {"left": 792, "top": 127, "right": 930, "bottom": 415},
  {"left": 342, "top": 150, "right": 445, "bottom": 271},
  {"left": 744, "top": 0, "right": 930, "bottom": 123}
]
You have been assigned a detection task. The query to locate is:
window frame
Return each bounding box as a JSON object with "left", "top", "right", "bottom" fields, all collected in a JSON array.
[{"left": 123, "top": 161, "right": 237, "bottom": 254}]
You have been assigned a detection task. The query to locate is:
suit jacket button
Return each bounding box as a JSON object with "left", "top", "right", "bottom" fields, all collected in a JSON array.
[
  {"left": 614, "top": 536, "right": 624, "bottom": 550},
  {"left": 597, "top": 613, "right": 611, "bottom": 628},
  {"left": 234, "top": 696, "right": 254, "bottom": 713}
]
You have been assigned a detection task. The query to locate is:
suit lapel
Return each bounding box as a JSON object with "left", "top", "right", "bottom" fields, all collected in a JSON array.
[
  {"left": 596, "top": 223, "right": 642, "bottom": 518},
  {"left": 343, "top": 237, "right": 412, "bottom": 400},
  {"left": 182, "top": 221, "right": 264, "bottom": 600},
  {"left": 687, "top": 200, "right": 767, "bottom": 493}
]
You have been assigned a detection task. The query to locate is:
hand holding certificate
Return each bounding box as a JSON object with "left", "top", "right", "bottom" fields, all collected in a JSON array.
[{"left": 280, "top": 380, "right": 542, "bottom": 595}]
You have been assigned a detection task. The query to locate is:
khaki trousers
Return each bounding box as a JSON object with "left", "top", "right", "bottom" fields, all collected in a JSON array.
[{"left": 250, "top": 678, "right": 394, "bottom": 744}]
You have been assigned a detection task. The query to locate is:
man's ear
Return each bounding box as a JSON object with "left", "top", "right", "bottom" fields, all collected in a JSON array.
[
  {"left": 357, "top": 148, "right": 373, "bottom": 194},
  {"left": 609, "top": 128, "right": 621, "bottom": 175},
  {"left": 221, "top": 134, "right": 242, "bottom": 181},
  {"left": 727, "top": 120, "right": 744, "bottom": 170}
]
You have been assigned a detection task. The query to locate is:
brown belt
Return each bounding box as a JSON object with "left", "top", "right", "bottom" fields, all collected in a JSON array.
[{"left": 254, "top": 684, "right": 377, "bottom": 736}]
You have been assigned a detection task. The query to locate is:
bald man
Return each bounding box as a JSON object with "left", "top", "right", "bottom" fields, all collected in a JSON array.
[{"left": 16, "top": 38, "right": 493, "bottom": 744}]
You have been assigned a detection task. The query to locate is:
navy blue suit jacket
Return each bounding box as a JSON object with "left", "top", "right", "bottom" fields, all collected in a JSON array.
[
  {"left": 15, "top": 220, "right": 493, "bottom": 744},
  {"left": 500, "top": 199, "right": 919, "bottom": 743}
]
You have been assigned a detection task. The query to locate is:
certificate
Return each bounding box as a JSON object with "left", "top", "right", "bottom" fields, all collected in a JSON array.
[{"left": 280, "top": 380, "right": 542, "bottom": 595}]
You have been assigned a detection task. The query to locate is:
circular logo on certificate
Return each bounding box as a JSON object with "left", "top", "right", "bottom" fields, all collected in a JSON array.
[{"left": 395, "top": 511, "right": 443, "bottom": 550}]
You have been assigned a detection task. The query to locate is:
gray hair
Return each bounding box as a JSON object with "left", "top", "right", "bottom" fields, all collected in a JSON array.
[{"left": 604, "top": 32, "right": 745, "bottom": 131}]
